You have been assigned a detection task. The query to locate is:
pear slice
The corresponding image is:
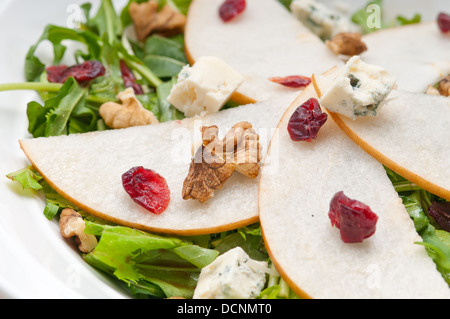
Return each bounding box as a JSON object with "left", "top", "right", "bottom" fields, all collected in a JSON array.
[
  {"left": 313, "top": 69, "right": 450, "bottom": 201},
  {"left": 19, "top": 93, "right": 296, "bottom": 236},
  {"left": 184, "top": 0, "right": 343, "bottom": 104},
  {"left": 361, "top": 22, "right": 450, "bottom": 93},
  {"left": 259, "top": 83, "right": 450, "bottom": 299}
]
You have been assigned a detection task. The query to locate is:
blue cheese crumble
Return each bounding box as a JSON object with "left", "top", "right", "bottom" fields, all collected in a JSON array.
[
  {"left": 290, "top": 0, "right": 359, "bottom": 40},
  {"left": 193, "top": 247, "right": 271, "bottom": 299},
  {"left": 320, "top": 56, "right": 397, "bottom": 119},
  {"left": 167, "top": 56, "right": 244, "bottom": 117}
]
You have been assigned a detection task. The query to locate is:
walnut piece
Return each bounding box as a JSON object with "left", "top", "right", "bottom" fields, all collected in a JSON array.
[
  {"left": 182, "top": 122, "right": 262, "bottom": 203},
  {"left": 129, "top": 0, "right": 186, "bottom": 41},
  {"left": 182, "top": 145, "right": 236, "bottom": 203},
  {"left": 438, "top": 76, "right": 450, "bottom": 97},
  {"left": 426, "top": 85, "right": 440, "bottom": 96},
  {"left": 216, "top": 122, "right": 263, "bottom": 179},
  {"left": 99, "top": 87, "right": 159, "bottom": 129},
  {"left": 326, "top": 32, "right": 368, "bottom": 56},
  {"left": 59, "top": 209, "right": 97, "bottom": 253},
  {"left": 427, "top": 76, "right": 450, "bottom": 97}
]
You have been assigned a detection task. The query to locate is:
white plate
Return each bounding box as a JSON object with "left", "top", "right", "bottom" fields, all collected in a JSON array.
[
  {"left": 0, "top": 0, "right": 447, "bottom": 299},
  {"left": 0, "top": 0, "right": 130, "bottom": 299}
]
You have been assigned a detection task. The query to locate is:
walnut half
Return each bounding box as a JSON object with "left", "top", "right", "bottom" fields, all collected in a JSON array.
[
  {"left": 426, "top": 76, "right": 450, "bottom": 97},
  {"left": 182, "top": 144, "right": 236, "bottom": 203},
  {"left": 129, "top": 0, "right": 186, "bottom": 41},
  {"left": 182, "top": 122, "right": 262, "bottom": 203},
  {"left": 99, "top": 87, "right": 159, "bottom": 129},
  {"left": 438, "top": 76, "right": 450, "bottom": 97},
  {"left": 59, "top": 209, "right": 98, "bottom": 253},
  {"left": 223, "top": 122, "right": 263, "bottom": 179},
  {"left": 326, "top": 32, "right": 368, "bottom": 56}
]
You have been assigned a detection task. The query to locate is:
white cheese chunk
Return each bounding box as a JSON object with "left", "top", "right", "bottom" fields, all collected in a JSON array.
[
  {"left": 320, "top": 56, "right": 397, "bottom": 119},
  {"left": 290, "top": 0, "right": 358, "bottom": 40},
  {"left": 193, "top": 247, "right": 270, "bottom": 299},
  {"left": 167, "top": 56, "right": 244, "bottom": 117}
]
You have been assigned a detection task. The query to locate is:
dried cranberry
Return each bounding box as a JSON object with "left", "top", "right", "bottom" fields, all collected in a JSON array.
[
  {"left": 428, "top": 201, "right": 450, "bottom": 232},
  {"left": 269, "top": 75, "right": 311, "bottom": 88},
  {"left": 122, "top": 166, "right": 170, "bottom": 215},
  {"left": 219, "top": 0, "right": 246, "bottom": 22},
  {"left": 328, "top": 191, "right": 379, "bottom": 244},
  {"left": 438, "top": 12, "right": 450, "bottom": 33},
  {"left": 47, "top": 60, "right": 106, "bottom": 84},
  {"left": 46, "top": 65, "right": 70, "bottom": 83},
  {"left": 120, "top": 60, "right": 144, "bottom": 95},
  {"left": 287, "top": 98, "right": 328, "bottom": 142}
]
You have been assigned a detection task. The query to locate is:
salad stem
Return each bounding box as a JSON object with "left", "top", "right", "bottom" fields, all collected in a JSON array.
[
  {"left": 393, "top": 181, "right": 422, "bottom": 193},
  {"left": 278, "top": 278, "right": 291, "bottom": 298},
  {"left": 0, "top": 82, "right": 62, "bottom": 92},
  {"left": 136, "top": 264, "right": 201, "bottom": 272},
  {"left": 0, "top": 82, "right": 114, "bottom": 104},
  {"left": 126, "top": 60, "right": 163, "bottom": 88},
  {"left": 267, "top": 263, "right": 280, "bottom": 287}
]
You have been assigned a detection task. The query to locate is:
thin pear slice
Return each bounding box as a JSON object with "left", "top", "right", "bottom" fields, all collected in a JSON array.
[
  {"left": 259, "top": 84, "right": 450, "bottom": 299},
  {"left": 184, "top": 0, "right": 343, "bottom": 104},
  {"left": 19, "top": 94, "right": 296, "bottom": 236},
  {"left": 361, "top": 22, "right": 450, "bottom": 93},
  {"left": 314, "top": 69, "right": 450, "bottom": 201}
]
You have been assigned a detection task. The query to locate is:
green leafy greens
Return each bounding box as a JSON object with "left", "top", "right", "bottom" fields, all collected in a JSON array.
[
  {"left": 386, "top": 167, "right": 450, "bottom": 285},
  {"left": 83, "top": 222, "right": 219, "bottom": 299},
  {"left": 351, "top": 0, "right": 421, "bottom": 34},
  {"left": 0, "top": 0, "right": 192, "bottom": 139}
]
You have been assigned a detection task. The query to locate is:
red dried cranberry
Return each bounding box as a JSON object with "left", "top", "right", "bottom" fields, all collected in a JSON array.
[
  {"left": 269, "top": 75, "right": 311, "bottom": 88},
  {"left": 219, "top": 0, "right": 246, "bottom": 22},
  {"left": 428, "top": 201, "right": 450, "bottom": 232},
  {"left": 287, "top": 98, "right": 328, "bottom": 142},
  {"left": 122, "top": 166, "right": 170, "bottom": 215},
  {"left": 328, "top": 191, "right": 379, "bottom": 244},
  {"left": 438, "top": 12, "right": 450, "bottom": 33},
  {"left": 46, "top": 65, "right": 70, "bottom": 83},
  {"left": 46, "top": 65, "right": 68, "bottom": 81},
  {"left": 120, "top": 60, "right": 144, "bottom": 95},
  {"left": 47, "top": 60, "right": 106, "bottom": 84}
]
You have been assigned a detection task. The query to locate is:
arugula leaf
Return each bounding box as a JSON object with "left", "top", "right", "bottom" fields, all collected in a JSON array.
[
  {"left": 209, "top": 224, "right": 268, "bottom": 262},
  {"left": 401, "top": 192, "right": 430, "bottom": 233},
  {"left": 6, "top": 166, "right": 43, "bottom": 191},
  {"left": 45, "top": 81, "right": 88, "bottom": 137},
  {"left": 98, "top": 35, "right": 126, "bottom": 95},
  {"left": 258, "top": 263, "right": 300, "bottom": 299},
  {"left": 25, "top": 25, "right": 102, "bottom": 82},
  {"left": 397, "top": 13, "right": 421, "bottom": 26},
  {"left": 67, "top": 102, "right": 101, "bottom": 134},
  {"left": 352, "top": 0, "right": 421, "bottom": 34},
  {"left": 83, "top": 222, "right": 219, "bottom": 298},
  {"left": 401, "top": 192, "right": 450, "bottom": 286},
  {"left": 168, "top": 0, "right": 193, "bottom": 15},
  {"left": 419, "top": 226, "right": 450, "bottom": 286},
  {"left": 277, "top": 0, "right": 293, "bottom": 10},
  {"left": 143, "top": 35, "right": 188, "bottom": 78},
  {"left": 137, "top": 92, "right": 161, "bottom": 119},
  {"left": 384, "top": 166, "right": 421, "bottom": 193},
  {"left": 27, "top": 77, "right": 89, "bottom": 137},
  {"left": 351, "top": 0, "right": 385, "bottom": 34},
  {"left": 156, "top": 78, "right": 184, "bottom": 122},
  {"left": 384, "top": 168, "right": 450, "bottom": 286},
  {"left": 6, "top": 166, "right": 80, "bottom": 220},
  {"left": 144, "top": 35, "right": 187, "bottom": 61},
  {"left": 85, "top": 0, "right": 122, "bottom": 45}
]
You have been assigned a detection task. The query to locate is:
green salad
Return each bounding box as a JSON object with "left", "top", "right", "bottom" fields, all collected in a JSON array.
[{"left": 3, "top": 0, "right": 450, "bottom": 299}]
